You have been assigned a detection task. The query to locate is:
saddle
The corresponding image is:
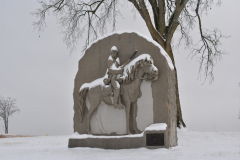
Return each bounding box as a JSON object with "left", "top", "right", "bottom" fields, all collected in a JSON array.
[
  {"left": 102, "top": 84, "right": 113, "bottom": 96},
  {"left": 103, "top": 73, "right": 123, "bottom": 85}
]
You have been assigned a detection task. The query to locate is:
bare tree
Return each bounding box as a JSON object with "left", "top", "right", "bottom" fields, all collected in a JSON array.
[
  {"left": 238, "top": 109, "right": 240, "bottom": 119},
  {"left": 0, "top": 96, "right": 20, "bottom": 134},
  {"left": 238, "top": 82, "right": 240, "bottom": 119},
  {"left": 33, "top": 0, "right": 227, "bottom": 128}
]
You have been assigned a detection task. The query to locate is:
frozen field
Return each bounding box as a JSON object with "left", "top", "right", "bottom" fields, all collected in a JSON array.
[{"left": 0, "top": 129, "right": 240, "bottom": 160}]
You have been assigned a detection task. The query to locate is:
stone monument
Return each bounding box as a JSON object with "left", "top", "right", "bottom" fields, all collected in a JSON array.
[{"left": 69, "top": 31, "right": 177, "bottom": 149}]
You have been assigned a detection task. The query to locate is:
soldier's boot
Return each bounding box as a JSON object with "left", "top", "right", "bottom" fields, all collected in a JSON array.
[
  {"left": 113, "top": 88, "right": 124, "bottom": 109},
  {"left": 118, "top": 94, "right": 124, "bottom": 109}
]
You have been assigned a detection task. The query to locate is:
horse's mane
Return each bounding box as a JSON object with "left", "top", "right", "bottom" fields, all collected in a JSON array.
[
  {"left": 79, "top": 54, "right": 153, "bottom": 92},
  {"left": 121, "top": 54, "right": 153, "bottom": 84}
]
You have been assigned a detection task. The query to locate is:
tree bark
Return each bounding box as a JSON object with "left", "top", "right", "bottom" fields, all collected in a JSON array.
[{"left": 166, "top": 44, "right": 186, "bottom": 127}]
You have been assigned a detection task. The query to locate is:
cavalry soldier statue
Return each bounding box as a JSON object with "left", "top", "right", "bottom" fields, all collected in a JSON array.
[
  {"left": 106, "top": 46, "right": 125, "bottom": 110},
  {"left": 104, "top": 46, "right": 137, "bottom": 110}
]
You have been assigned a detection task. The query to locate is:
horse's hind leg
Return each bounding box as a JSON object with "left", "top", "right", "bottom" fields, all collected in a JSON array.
[
  {"left": 87, "top": 95, "right": 101, "bottom": 134},
  {"left": 87, "top": 102, "right": 99, "bottom": 134}
]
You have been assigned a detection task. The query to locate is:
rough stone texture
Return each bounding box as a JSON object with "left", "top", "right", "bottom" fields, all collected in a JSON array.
[
  {"left": 73, "top": 32, "right": 177, "bottom": 148},
  {"left": 68, "top": 129, "right": 167, "bottom": 149}
]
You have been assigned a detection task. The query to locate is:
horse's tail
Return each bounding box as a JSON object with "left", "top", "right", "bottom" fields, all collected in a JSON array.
[{"left": 78, "top": 87, "right": 89, "bottom": 122}]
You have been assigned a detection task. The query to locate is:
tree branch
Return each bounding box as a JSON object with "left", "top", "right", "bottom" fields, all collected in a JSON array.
[
  {"left": 166, "top": 0, "right": 189, "bottom": 46},
  {"left": 130, "top": 0, "right": 165, "bottom": 47},
  {"left": 193, "top": 0, "right": 228, "bottom": 83},
  {"left": 128, "top": 0, "right": 144, "bottom": 20},
  {"left": 33, "top": 0, "right": 120, "bottom": 52},
  {"left": 157, "top": 0, "right": 166, "bottom": 37},
  {"left": 148, "top": 0, "right": 159, "bottom": 31}
]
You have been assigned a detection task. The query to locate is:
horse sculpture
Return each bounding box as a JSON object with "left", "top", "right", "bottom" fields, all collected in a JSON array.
[{"left": 78, "top": 54, "right": 158, "bottom": 135}]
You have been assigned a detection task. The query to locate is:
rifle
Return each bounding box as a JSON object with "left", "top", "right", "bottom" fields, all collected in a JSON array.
[
  {"left": 121, "top": 50, "right": 138, "bottom": 68},
  {"left": 104, "top": 50, "right": 138, "bottom": 85}
]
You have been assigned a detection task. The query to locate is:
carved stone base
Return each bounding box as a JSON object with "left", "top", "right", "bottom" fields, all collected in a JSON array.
[{"left": 68, "top": 123, "right": 168, "bottom": 149}]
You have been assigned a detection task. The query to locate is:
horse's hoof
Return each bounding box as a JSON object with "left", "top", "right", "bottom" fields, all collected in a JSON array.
[
  {"left": 113, "top": 104, "right": 118, "bottom": 109},
  {"left": 114, "top": 104, "right": 124, "bottom": 110},
  {"left": 118, "top": 104, "right": 124, "bottom": 110},
  {"left": 134, "top": 130, "right": 140, "bottom": 134}
]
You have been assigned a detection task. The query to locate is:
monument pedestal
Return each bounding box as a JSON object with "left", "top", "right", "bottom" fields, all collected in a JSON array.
[{"left": 68, "top": 123, "right": 167, "bottom": 149}]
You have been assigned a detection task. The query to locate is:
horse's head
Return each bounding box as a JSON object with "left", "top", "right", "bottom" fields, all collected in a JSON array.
[
  {"left": 138, "top": 56, "right": 158, "bottom": 81},
  {"left": 122, "top": 54, "right": 158, "bottom": 84},
  {"left": 142, "top": 57, "right": 158, "bottom": 81}
]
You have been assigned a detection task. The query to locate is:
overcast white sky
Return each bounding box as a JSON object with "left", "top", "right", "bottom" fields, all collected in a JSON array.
[{"left": 0, "top": 0, "right": 240, "bottom": 136}]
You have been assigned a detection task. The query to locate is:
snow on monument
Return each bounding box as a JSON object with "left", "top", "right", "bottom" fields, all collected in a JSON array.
[{"left": 70, "top": 31, "right": 177, "bottom": 148}]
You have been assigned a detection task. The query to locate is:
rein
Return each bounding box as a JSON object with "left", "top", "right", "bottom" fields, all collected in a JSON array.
[
  {"left": 135, "top": 77, "right": 145, "bottom": 80},
  {"left": 135, "top": 74, "right": 147, "bottom": 80},
  {"left": 135, "top": 73, "right": 158, "bottom": 81}
]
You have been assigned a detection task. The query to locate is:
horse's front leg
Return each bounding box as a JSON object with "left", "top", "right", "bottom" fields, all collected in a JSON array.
[
  {"left": 132, "top": 102, "right": 140, "bottom": 134},
  {"left": 125, "top": 101, "right": 132, "bottom": 135}
]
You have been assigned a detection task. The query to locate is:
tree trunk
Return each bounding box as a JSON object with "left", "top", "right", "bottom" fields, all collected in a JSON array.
[
  {"left": 4, "top": 119, "right": 8, "bottom": 134},
  {"left": 166, "top": 44, "right": 186, "bottom": 128},
  {"left": 5, "top": 127, "right": 8, "bottom": 134}
]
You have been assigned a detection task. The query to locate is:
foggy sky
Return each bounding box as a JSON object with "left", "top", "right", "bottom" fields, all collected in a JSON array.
[{"left": 0, "top": 0, "right": 240, "bottom": 136}]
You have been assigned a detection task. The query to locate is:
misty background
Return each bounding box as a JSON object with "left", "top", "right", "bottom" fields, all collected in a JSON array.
[{"left": 0, "top": 0, "right": 240, "bottom": 136}]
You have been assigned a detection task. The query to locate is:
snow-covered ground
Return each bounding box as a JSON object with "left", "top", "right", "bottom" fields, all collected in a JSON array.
[{"left": 0, "top": 129, "right": 240, "bottom": 160}]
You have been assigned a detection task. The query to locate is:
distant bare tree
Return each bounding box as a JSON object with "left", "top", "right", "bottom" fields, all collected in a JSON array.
[
  {"left": 0, "top": 96, "right": 20, "bottom": 134},
  {"left": 239, "top": 82, "right": 240, "bottom": 119},
  {"left": 238, "top": 109, "right": 240, "bottom": 119},
  {"left": 33, "top": 0, "right": 228, "bottom": 128}
]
